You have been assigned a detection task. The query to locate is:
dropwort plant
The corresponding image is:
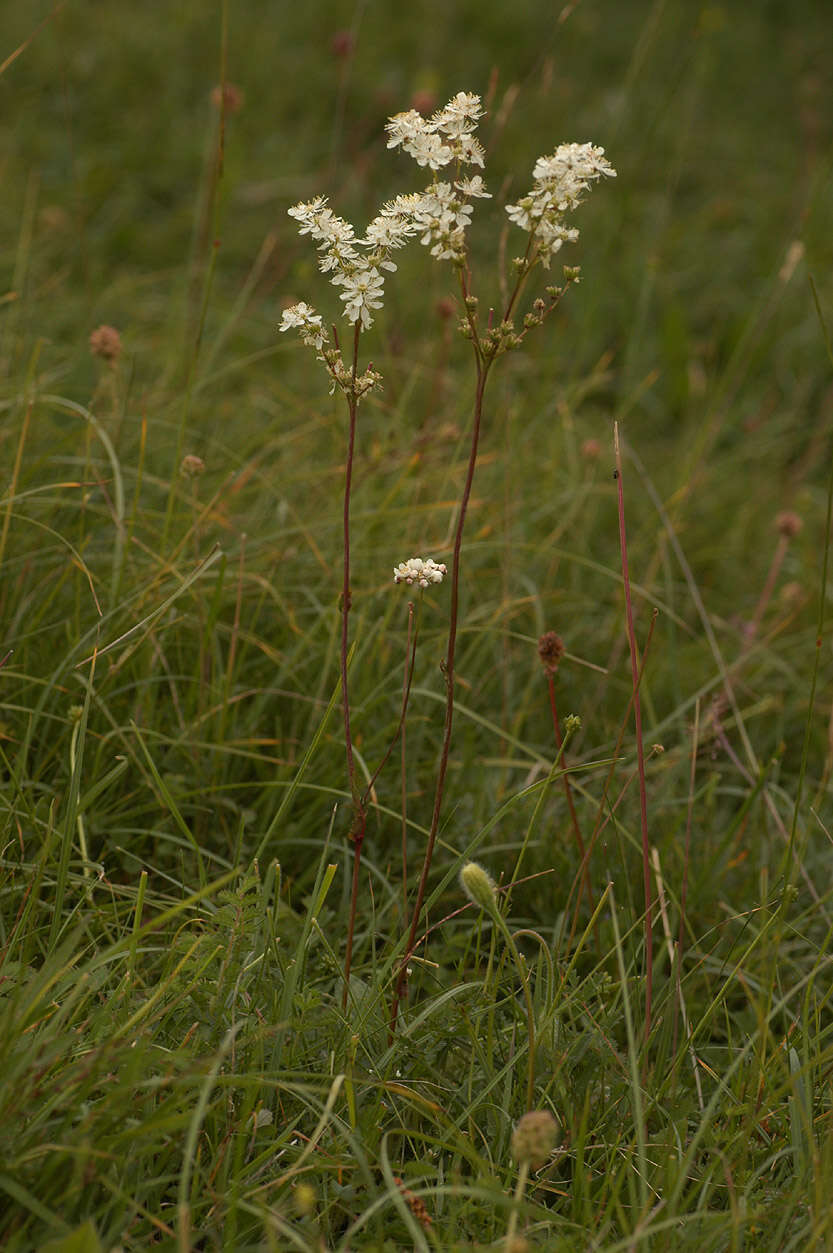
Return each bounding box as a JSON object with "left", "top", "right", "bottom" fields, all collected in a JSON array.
[{"left": 280, "top": 90, "right": 615, "bottom": 1023}]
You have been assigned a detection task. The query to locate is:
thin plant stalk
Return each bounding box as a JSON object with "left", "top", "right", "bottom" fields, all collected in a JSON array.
[
  {"left": 460, "top": 863, "right": 537, "bottom": 1110},
  {"left": 504, "top": 1162, "right": 530, "bottom": 1253},
  {"left": 341, "top": 324, "right": 367, "bottom": 1007},
  {"left": 613, "top": 420, "right": 653, "bottom": 1040},
  {"left": 401, "top": 601, "right": 415, "bottom": 916},
  {"left": 561, "top": 607, "right": 658, "bottom": 955},
  {"left": 390, "top": 355, "right": 487, "bottom": 1026},
  {"left": 672, "top": 696, "right": 699, "bottom": 1061},
  {"left": 344, "top": 552, "right": 422, "bottom": 1006},
  {"left": 546, "top": 672, "right": 592, "bottom": 910},
  {"left": 390, "top": 263, "right": 564, "bottom": 1028}
]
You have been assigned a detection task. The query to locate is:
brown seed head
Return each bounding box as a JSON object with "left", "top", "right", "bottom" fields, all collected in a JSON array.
[
  {"left": 89, "top": 325, "right": 122, "bottom": 363},
  {"left": 180, "top": 454, "right": 206, "bottom": 479},
  {"left": 581, "top": 437, "right": 602, "bottom": 460},
  {"left": 538, "top": 631, "right": 564, "bottom": 674},
  {"left": 775, "top": 511, "right": 803, "bottom": 539},
  {"left": 511, "top": 1110, "right": 559, "bottom": 1168}
]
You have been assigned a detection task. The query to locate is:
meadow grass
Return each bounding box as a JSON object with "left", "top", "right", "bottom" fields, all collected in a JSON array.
[{"left": 1, "top": 1, "right": 833, "bottom": 1249}]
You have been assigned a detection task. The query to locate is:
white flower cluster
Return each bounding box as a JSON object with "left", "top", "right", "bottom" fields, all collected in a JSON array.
[
  {"left": 393, "top": 557, "right": 448, "bottom": 588},
  {"left": 278, "top": 301, "right": 325, "bottom": 349},
  {"left": 385, "top": 92, "right": 490, "bottom": 265},
  {"left": 385, "top": 92, "right": 485, "bottom": 170},
  {"left": 281, "top": 94, "right": 491, "bottom": 357},
  {"left": 280, "top": 94, "right": 615, "bottom": 389},
  {"left": 506, "top": 142, "right": 616, "bottom": 268},
  {"left": 283, "top": 193, "right": 419, "bottom": 333}
]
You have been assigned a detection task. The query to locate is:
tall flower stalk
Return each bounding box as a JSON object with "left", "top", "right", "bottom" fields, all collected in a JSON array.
[{"left": 279, "top": 92, "right": 615, "bottom": 1020}]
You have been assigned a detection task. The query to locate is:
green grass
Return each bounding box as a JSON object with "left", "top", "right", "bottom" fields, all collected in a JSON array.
[{"left": 2, "top": 1, "right": 833, "bottom": 1248}]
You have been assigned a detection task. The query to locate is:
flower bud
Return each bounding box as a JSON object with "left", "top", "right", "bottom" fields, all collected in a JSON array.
[{"left": 460, "top": 861, "right": 498, "bottom": 914}]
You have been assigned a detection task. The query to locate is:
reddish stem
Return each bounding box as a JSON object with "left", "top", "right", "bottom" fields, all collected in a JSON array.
[
  {"left": 342, "top": 324, "right": 366, "bottom": 1009},
  {"left": 613, "top": 421, "right": 653, "bottom": 1041},
  {"left": 547, "top": 673, "right": 593, "bottom": 911},
  {"left": 390, "top": 358, "right": 489, "bottom": 1030}
]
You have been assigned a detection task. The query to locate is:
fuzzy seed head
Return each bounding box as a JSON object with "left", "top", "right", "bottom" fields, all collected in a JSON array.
[
  {"left": 511, "top": 1110, "right": 559, "bottom": 1168},
  {"left": 180, "top": 454, "right": 206, "bottom": 478},
  {"left": 538, "top": 631, "right": 565, "bottom": 673},
  {"left": 89, "top": 324, "right": 122, "bottom": 363},
  {"left": 775, "top": 510, "right": 803, "bottom": 538}
]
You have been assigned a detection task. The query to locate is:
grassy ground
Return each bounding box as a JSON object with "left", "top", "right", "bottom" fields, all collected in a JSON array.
[{"left": 2, "top": 1, "right": 833, "bottom": 1249}]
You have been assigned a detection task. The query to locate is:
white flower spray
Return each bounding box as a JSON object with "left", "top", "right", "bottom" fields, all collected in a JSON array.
[{"left": 280, "top": 90, "right": 615, "bottom": 1020}]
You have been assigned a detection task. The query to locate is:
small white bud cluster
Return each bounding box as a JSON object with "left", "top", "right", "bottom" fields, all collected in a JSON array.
[{"left": 393, "top": 557, "right": 448, "bottom": 588}]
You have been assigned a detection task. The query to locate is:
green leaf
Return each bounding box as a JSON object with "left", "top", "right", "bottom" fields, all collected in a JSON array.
[{"left": 39, "top": 1220, "right": 104, "bottom": 1253}]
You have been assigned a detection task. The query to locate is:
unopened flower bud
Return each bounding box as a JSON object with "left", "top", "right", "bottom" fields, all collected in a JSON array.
[{"left": 460, "top": 862, "right": 498, "bottom": 914}]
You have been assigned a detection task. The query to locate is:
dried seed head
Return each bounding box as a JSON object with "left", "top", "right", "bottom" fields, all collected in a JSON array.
[
  {"left": 89, "top": 324, "right": 122, "bottom": 363},
  {"left": 775, "top": 510, "right": 803, "bottom": 538},
  {"left": 180, "top": 454, "right": 206, "bottom": 478},
  {"left": 511, "top": 1110, "right": 559, "bottom": 1168},
  {"left": 538, "top": 631, "right": 564, "bottom": 674},
  {"left": 581, "top": 437, "right": 602, "bottom": 460}
]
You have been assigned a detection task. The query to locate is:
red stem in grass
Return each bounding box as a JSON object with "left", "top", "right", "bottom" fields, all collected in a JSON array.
[
  {"left": 388, "top": 260, "right": 580, "bottom": 1033},
  {"left": 342, "top": 324, "right": 367, "bottom": 1009},
  {"left": 613, "top": 421, "right": 653, "bottom": 1041},
  {"left": 390, "top": 347, "right": 489, "bottom": 1031},
  {"left": 672, "top": 697, "right": 700, "bottom": 1059},
  {"left": 563, "top": 609, "right": 658, "bottom": 955},
  {"left": 401, "top": 602, "right": 415, "bottom": 916},
  {"left": 546, "top": 672, "right": 593, "bottom": 911}
]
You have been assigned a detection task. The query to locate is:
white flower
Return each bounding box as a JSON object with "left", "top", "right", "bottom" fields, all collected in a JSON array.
[
  {"left": 506, "top": 141, "right": 615, "bottom": 265},
  {"left": 388, "top": 92, "right": 487, "bottom": 172},
  {"left": 455, "top": 133, "right": 485, "bottom": 168},
  {"left": 385, "top": 109, "right": 427, "bottom": 150},
  {"left": 279, "top": 302, "right": 326, "bottom": 349},
  {"left": 339, "top": 267, "right": 385, "bottom": 329},
  {"left": 455, "top": 174, "right": 491, "bottom": 199},
  {"left": 432, "top": 92, "right": 484, "bottom": 138},
  {"left": 404, "top": 129, "right": 454, "bottom": 170},
  {"left": 393, "top": 557, "right": 448, "bottom": 588}
]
